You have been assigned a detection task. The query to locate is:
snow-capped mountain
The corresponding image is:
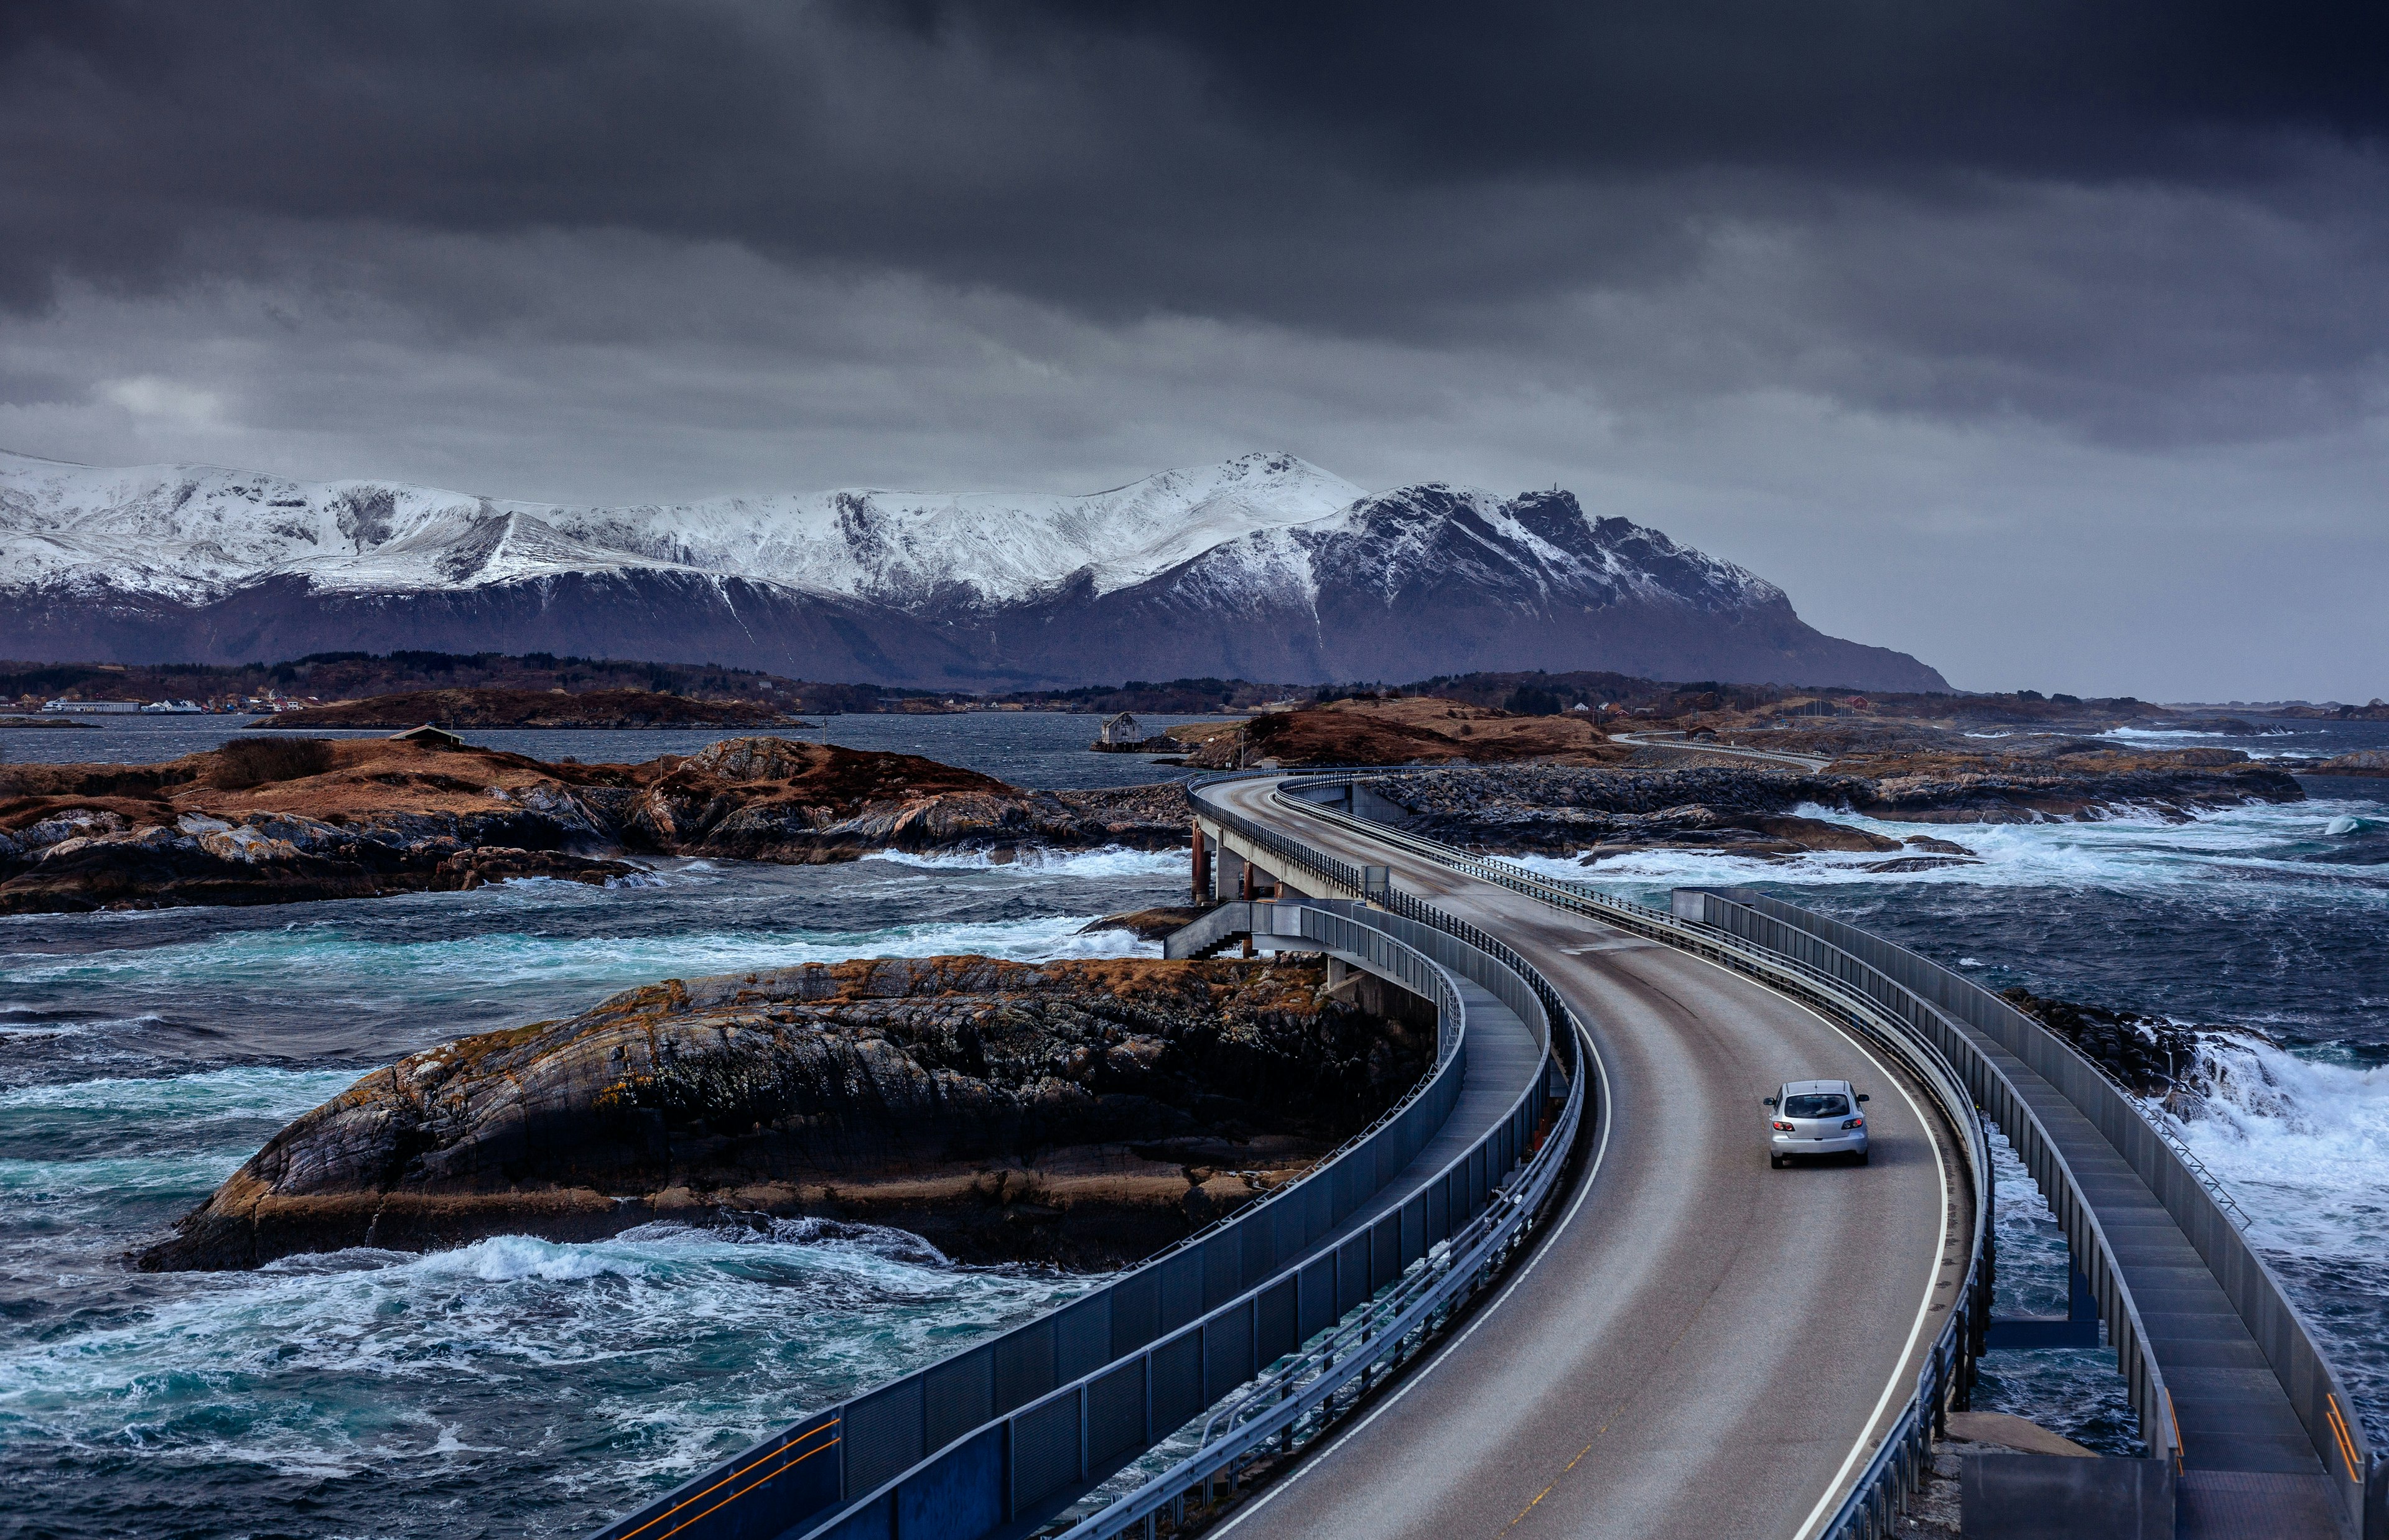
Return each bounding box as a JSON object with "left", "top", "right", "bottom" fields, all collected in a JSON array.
[
  {"left": 0, "top": 449, "right": 1363, "bottom": 607},
  {"left": 0, "top": 449, "right": 1947, "bottom": 690}
]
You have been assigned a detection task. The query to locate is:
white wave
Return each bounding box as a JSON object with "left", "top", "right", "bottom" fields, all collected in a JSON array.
[
  {"left": 863, "top": 844, "right": 1184, "bottom": 878},
  {"left": 0, "top": 1065, "right": 368, "bottom": 1120},
  {"left": 2163, "top": 1038, "right": 2389, "bottom": 1261},
  {"left": 1511, "top": 794, "right": 2389, "bottom": 911},
  {"left": 2097, "top": 726, "right": 2242, "bottom": 741},
  {"left": 2325, "top": 814, "right": 2380, "bottom": 836},
  {"left": 0, "top": 914, "right": 1158, "bottom": 998},
  {"left": 0, "top": 1222, "right": 1089, "bottom": 1465}
]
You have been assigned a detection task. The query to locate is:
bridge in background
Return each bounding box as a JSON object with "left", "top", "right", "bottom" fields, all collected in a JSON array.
[{"left": 587, "top": 769, "right": 2380, "bottom": 1540}]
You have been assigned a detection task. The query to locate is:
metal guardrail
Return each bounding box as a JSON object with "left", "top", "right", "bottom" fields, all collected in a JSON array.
[
  {"left": 587, "top": 901, "right": 1476, "bottom": 1540},
  {"left": 1046, "top": 902, "right": 1586, "bottom": 1539},
  {"left": 1227, "top": 779, "right": 2011, "bottom": 1538},
  {"left": 1255, "top": 771, "right": 2380, "bottom": 1539},
  {"left": 789, "top": 901, "right": 1565, "bottom": 1540},
  {"left": 1688, "top": 888, "right": 2380, "bottom": 1540}
]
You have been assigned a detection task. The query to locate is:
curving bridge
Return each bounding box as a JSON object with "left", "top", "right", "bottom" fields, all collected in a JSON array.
[{"left": 589, "top": 770, "right": 2381, "bottom": 1540}]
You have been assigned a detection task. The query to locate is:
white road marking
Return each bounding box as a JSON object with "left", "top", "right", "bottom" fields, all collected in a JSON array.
[
  {"left": 1662, "top": 955, "right": 1951, "bottom": 1540},
  {"left": 1211, "top": 1019, "right": 1616, "bottom": 1536},
  {"left": 1206, "top": 781, "right": 1955, "bottom": 1540}
]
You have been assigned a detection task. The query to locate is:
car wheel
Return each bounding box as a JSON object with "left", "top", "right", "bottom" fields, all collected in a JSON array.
[
  {"left": 1854, "top": 1150, "right": 1870, "bottom": 1166},
  {"left": 1769, "top": 1154, "right": 1784, "bottom": 1169}
]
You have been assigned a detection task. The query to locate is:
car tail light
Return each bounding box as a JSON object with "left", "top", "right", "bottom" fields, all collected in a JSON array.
[
  {"left": 1772, "top": 1121, "right": 1794, "bottom": 1131},
  {"left": 1842, "top": 1116, "right": 1864, "bottom": 1129}
]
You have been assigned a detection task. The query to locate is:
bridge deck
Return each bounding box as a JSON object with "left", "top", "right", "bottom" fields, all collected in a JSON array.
[
  {"left": 1956, "top": 1019, "right": 2342, "bottom": 1533},
  {"left": 1260, "top": 964, "right": 1547, "bottom": 1250},
  {"left": 1200, "top": 779, "right": 1965, "bottom": 1540}
]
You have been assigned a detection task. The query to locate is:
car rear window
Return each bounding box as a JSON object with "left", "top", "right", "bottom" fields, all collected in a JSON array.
[{"left": 1784, "top": 1093, "right": 1850, "bottom": 1118}]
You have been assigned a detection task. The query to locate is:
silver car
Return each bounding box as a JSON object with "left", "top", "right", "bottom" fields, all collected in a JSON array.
[{"left": 1765, "top": 1078, "right": 1871, "bottom": 1167}]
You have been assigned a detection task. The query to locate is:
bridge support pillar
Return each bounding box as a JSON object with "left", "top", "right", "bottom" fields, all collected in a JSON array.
[
  {"left": 1191, "top": 825, "right": 1211, "bottom": 904},
  {"left": 1218, "top": 849, "right": 1246, "bottom": 906},
  {"left": 1986, "top": 1263, "right": 2101, "bottom": 1350}
]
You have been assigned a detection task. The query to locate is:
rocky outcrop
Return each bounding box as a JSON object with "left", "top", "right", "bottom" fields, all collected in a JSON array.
[
  {"left": 137, "top": 954, "right": 1432, "bottom": 1272},
  {"left": 1361, "top": 754, "right": 2303, "bottom": 861},
  {"left": 1999, "top": 988, "right": 2202, "bottom": 1096},
  {"left": 0, "top": 736, "right": 1190, "bottom": 912},
  {"left": 2311, "top": 750, "right": 2389, "bottom": 777},
  {"left": 1184, "top": 697, "right": 1626, "bottom": 771},
  {"left": 258, "top": 686, "right": 809, "bottom": 730}
]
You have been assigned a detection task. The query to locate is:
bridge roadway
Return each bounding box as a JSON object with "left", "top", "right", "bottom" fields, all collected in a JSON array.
[{"left": 1200, "top": 777, "right": 1973, "bottom": 1540}]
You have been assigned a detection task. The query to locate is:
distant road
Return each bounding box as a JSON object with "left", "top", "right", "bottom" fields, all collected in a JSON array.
[
  {"left": 1609, "top": 730, "right": 1835, "bottom": 772},
  {"left": 1196, "top": 777, "right": 1967, "bottom": 1540}
]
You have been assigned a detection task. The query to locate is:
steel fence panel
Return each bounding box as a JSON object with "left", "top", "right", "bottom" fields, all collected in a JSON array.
[
  {"left": 1150, "top": 1330, "right": 1204, "bottom": 1435},
  {"left": 1106, "top": 1273, "right": 1158, "bottom": 1361},
  {"left": 1298, "top": 1255, "right": 1337, "bottom": 1342},
  {"left": 1086, "top": 1362, "right": 1148, "bottom": 1468},
  {"left": 994, "top": 1322, "right": 1055, "bottom": 1416},
  {"left": 1203, "top": 1230, "right": 1239, "bottom": 1310},
  {"left": 1256, "top": 1276, "right": 1300, "bottom": 1366},
  {"left": 1157, "top": 1251, "right": 1203, "bottom": 1336},
  {"left": 1008, "top": 1392, "right": 1084, "bottom": 1515},
  {"left": 1056, "top": 1297, "right": 1110, "bottom": 1385},
  {"left": 841, "top": 1378, "right": 923, "bottom": 1502},
  {"left": 896, "top": 1426, "right": 1003, "bottom": 1539},
  {"left": 924, "top": 1347, "right": 995, "bottom": 1457},
  {"left": 1205, "top": 1306, "right": 1253, "bottom": 1403}
]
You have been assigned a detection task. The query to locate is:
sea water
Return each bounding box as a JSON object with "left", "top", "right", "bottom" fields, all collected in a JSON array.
[
  {"left": 0, "top": 709, "right": 1229, "bottom": 789},
  {"left": 1511, "top": 724, "right": 2389, "bottom": 1455},
  {"left": 0, "top": 849, "right": 1185, "bottom": 1538},
  {"left": 2, "top": 717, "right": 2382, "bottom": 1530}
]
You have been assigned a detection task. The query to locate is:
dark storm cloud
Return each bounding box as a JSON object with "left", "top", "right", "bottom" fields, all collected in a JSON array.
[
  {"left": 3, "top": 2, "right": 2385, "bottom": 698},
  {"left": 4, "top": 0, "right": 2382, "bottom": 327}
]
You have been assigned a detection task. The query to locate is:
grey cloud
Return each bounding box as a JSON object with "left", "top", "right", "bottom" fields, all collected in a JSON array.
[{"left": 2, "top": 2, "right": 2384, "bottom": 698}]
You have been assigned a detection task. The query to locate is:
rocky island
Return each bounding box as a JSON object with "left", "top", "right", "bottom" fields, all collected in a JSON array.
[
  {"left": 139, "top": 953, "right": 1430, "bottom": 1272},
  {"left": 1359, "top": 751, "right": 2302, "bottom": 865},
  {"left": 253, "top": 685, "right": 812, "bottom": 730},
  {"left": 0, "top": 735, "right": 1186, "bottom": 913}
]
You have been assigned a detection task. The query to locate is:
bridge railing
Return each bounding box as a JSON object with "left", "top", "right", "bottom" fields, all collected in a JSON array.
[
  {"left": 1685, "top": 888, "right": 2380, "bottom": 1540},
  {"left": 1214, "top": 771, "right": 2377, "bottom": 1535},
  {"left": 801, "top": 887, "right": 1581, "bottom": 1540},
  {"left": 1231, "top": 777, "right": 2012, "bottom": 1537},
  {"left": 587, "top": 899, "right": 1476, "bottom": 1540},
  {"left": 1051, "top": 919, "right": 1586, "bottom": 1540}
]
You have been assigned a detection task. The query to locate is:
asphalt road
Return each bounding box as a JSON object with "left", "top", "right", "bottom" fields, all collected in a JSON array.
[
  {"left": 1608, "top": 731, "right": 1836, "bottom": 771},
  {"left": 1201, "top": 779, "right": 1968, "bottom": 1540}
]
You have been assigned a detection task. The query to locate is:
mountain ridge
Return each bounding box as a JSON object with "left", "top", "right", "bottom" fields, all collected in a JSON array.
[{"left": 0, "top": 449, "right": 1948, "bottom": 692}]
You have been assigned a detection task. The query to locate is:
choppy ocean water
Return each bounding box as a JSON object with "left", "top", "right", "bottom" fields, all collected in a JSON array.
[
  {"left": 0, "top": 716, "right": 2381, "bottom": 1530},
  {"left": 0, "top": 710, "right": 1226, "bottom": 789},
  {"left": 0, "top": 848, "right": 1183, "bottom": 1539},
  {"left": 1517, "top": 721, "right": 2389, "bottom": 1455}
]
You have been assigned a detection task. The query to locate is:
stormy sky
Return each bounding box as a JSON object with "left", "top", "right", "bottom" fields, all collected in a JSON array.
[{"left": 4, "top": 2, "right": 2385, "bottom": 701}]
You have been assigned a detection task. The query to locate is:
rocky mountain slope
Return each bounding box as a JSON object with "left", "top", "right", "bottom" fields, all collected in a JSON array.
[{"left": 1, "top": 449, "right": 1946, "bottom": 692}]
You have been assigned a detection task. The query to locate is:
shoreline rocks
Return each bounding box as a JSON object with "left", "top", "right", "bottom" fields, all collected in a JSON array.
[
  {"left": 137, "top": 954, "right": 1430, "bottom": 1273},
  {"left": 256, "top": 686, "right": 811, "bottom": 730},
  {"left": 1360, "top": 756, "right": 2302, "bottom": 861},
  {"left": 0, "top": 735, "right": 1189, "bottom": 914}
]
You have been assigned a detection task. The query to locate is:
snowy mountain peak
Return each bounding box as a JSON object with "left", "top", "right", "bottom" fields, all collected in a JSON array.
[
  {"left": 0, "top": 447, "right": 1364, "bottom": 608},
  {"left": 0, "top": 446, "right": 1947, "bottom": 693}
]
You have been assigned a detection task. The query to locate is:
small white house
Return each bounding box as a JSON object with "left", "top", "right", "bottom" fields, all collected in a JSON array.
[{"left": 1099, "top": 712, "right": 1144, "bottom": 745}]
